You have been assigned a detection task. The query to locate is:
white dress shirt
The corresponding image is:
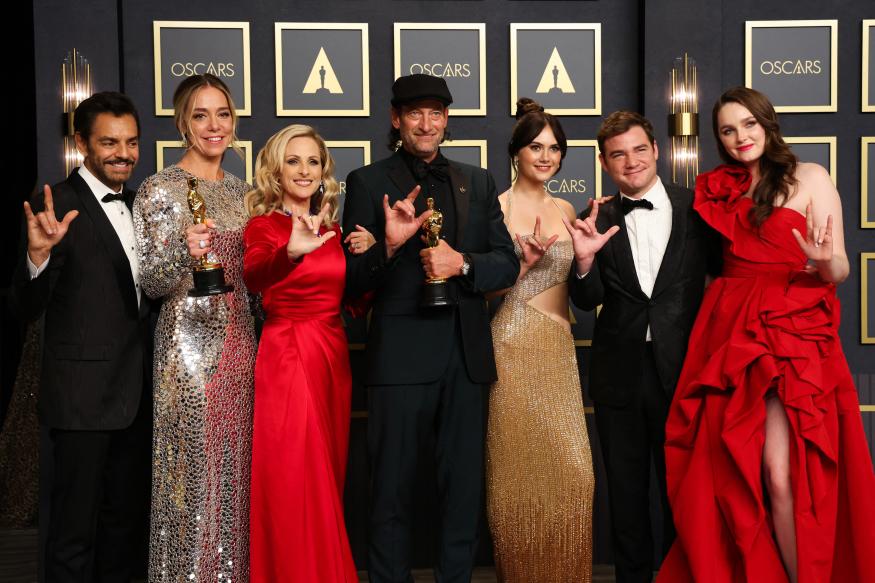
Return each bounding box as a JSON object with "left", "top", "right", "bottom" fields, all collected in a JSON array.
[
  {"left": 622, "top": 178, "right": 672, "bottom": 340},
  {"left": 28, "top": 166, "right": 141, "bottom": 306}
]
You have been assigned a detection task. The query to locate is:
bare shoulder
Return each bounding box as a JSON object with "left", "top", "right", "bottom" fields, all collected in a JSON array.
[
  {"left": 553, "top": 197, "right": 577, "bottom": 221},
  {"left": 794, "top": 162, "right": 838, "bottom": 202},
  {"left": 498, "top": 189, "right": 511, "bottom": 212},
  {"left": 795, "top": 161, "right": 831, "bottom": 184}
]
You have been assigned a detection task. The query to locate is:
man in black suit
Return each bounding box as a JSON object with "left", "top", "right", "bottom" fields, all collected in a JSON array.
[
  {"left": 343, "top": 74, "right": 518, "bottom": 583},
  {"left": 15, "top": 92, "right": 151, "bottom": 583},
  {"left": 566, "top": 111, "right": 719, "bottom": 583}
]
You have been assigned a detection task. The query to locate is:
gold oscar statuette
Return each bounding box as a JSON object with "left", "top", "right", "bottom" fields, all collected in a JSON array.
[
  {"left": 187, "top": 176, "right": 234, "bottom": 297},
  {"left": 420, "top": 197, "right": 453, "bottom": 307}
]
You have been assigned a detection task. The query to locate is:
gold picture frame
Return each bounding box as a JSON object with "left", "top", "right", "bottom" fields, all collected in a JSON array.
[
  {"left": 275, "top": 22, "right": 370, "bottom": 117},
  {"left": 393, "top": 23, "right": 487, "bottom": 116},
  {"left": 863, "top": 137, "right": 875, "bottom": 228},
  {"left": 864, "top": 20, "right": 874, "bottom": 112},
  {"left": 442, "top": 139, "right": 488, "bottom": 168},
  {"left": 862, "top": 252, "right": 875, "bottom": 345},
  {"left": 153, "top": 21, "right": 251, "bottom": 116},
  {"left": 510, "top": 23, "right": 602, "bottom": 116},
  {"left": 745, "top": 20, "right": 838, "bottom": 113},
  {"left": 155, "top": 140, "right": 253, "bottom": 184}
]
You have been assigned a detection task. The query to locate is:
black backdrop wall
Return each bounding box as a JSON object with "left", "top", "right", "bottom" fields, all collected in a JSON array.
[{"left": 16, "top": 0, "right": 874, "bottom": 571}]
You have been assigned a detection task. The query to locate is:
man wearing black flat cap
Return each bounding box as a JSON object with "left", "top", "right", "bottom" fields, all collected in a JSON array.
[{"left": 343, "top": 74, "right": 518, "bottom": 582}]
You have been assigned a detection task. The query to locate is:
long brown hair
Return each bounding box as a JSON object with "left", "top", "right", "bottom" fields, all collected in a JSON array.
[
  {"left": 712, "top": 86, "right": 797, "bottom": 225},
  {"left": 173, "top": 74, "right": 243, "bottom": 161}
]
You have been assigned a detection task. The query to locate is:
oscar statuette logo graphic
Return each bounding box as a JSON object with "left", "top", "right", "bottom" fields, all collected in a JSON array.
[
  {"left": 186, "top": 177, "right": 234, "bottom": 297},
  {"left": 302, "top": 47, "right": 343, "bottom": 95},
  {"left": 536, "top": 47, "right": 576, "bottom": 94}
]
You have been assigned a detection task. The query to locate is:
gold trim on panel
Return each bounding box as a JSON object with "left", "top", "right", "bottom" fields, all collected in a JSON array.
[
  {"left": 860, "top": 405, "right": 875, "bottom": 412},
  {"left": 155, "top": 140, "right": 254, "bottom": 184},
  {"left": 864, "top": 20, "right": 873, "bottom": 112},
  {"left": 324, "top": 140, "right": 373, "bottom": 167},
  {"left": 863, "top": 253, "right": 875, "bottom": 344},
  {"left": 153, "top": 21, "right": 251, "bottom": 117},
  {"left": 442, "top": 139, "right": 488, "bottom": 168},
  {"left": 744, "top": 20, "right": 838, "bottom": 113},
  {"left": 510, "top": 23, "right": 602, "bottom": 116},
  {"left": 864, "top": 138, "right": 875, "bottom": 228},
  {"left": 393, "top": 23, "right": 487, "bottom": 116},
  {"left": 784, "top": 136, "right": 837, "bottom": 184},
  {"left": 274, "top": 22, "right": 370, "bottom": 117}
]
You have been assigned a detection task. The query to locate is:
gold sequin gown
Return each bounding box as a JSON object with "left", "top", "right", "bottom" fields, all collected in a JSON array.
[
  {"left": 134, "top": 165, "right": 255, "bottom": 582},
  {"left": 486, "top": 212, "right": 594, "bottom": 582}
]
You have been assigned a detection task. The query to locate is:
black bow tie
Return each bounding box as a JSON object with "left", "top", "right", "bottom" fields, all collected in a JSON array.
[
  {"left": 621, "top": 197, "right": 653, "bottom": 215},
  {"left": 101, "top": 192, "right": 126, "bottom": 203},
  {"left": 412, "top": 157, "right": 449, "bottom": 182}
]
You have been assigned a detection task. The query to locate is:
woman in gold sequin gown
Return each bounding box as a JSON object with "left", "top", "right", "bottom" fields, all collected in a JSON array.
[
  {"left": 134, "top": 74, "right": 255, "bottom": 582},
  {"left": 486, "top": 98, "right": 595, "bottom": 583}
]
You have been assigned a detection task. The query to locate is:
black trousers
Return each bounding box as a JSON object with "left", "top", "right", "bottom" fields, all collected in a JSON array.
[
  {"left": 595, "top": 343, "right": 676, "bottom": 583},
  {"left": 44, "top": 401, "right": 150, "bottom": 583},
  {"left": 367, "top": 337, "right": 487, "bottom": 583}
]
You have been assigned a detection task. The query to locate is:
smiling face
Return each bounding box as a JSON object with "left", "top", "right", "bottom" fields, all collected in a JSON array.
[
  {"left": 598, "top": 125, "right": 659, "bottom": 198},
  {"left": 75, "top": 112, "right": 139, "bottom": 191},
  {"left": 391, "top": 99, "right": 448, "bottom": 162},
  {"left": 516, "top": 125, "right": 562, "bottom": 183},
  {"left": 185, "top": 86, "right": 233, "bottom": 159},
  {"left": 280, "top": 136, "right": 323, "bottom": 204},
  {"left": 716, "top": 102, "right": 766, "bottom": 168}
]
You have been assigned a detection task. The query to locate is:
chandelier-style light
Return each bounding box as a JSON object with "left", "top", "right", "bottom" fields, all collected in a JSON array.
[
  {"left": 668, "top": 54, "right": 698, "bottom": 188},
  {"left": 62, "top": 49, "right": 92, "bottom": 175}
]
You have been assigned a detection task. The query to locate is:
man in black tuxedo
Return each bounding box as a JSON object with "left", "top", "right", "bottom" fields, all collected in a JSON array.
[
  {"left": 566, "top": 111, "right": 719, "bottom": 583},
  {"left": 343, "top": 74, "right": 518, "bottom": 583},
  {"left": 14, "top": 92, "right": 151, "bottom": 582}
]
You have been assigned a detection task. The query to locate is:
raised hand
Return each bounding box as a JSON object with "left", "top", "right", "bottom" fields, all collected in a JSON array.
[
  {"left": 343, "top": 224, "right": 376, "bottom": 255},
  {"left": 287, "top": 203, "right": 337, "bottom": 261},
  {"left": 23, "top": 184, "right": 79, "bottom": 267},
  {"left": 562, "top": 198, "right": 620, "bottom": 274},
  {"left": 383, "top": 185, "right": 432, "bottom": 258},
  {"left": 186, "top": 218, "right": 216, "bottom": 260},
  {"left": 517, "top": 216, "right": 559, "bottom": 270},
  {"left": 791, "top": 203, "right": 834, "bottom": 263}
]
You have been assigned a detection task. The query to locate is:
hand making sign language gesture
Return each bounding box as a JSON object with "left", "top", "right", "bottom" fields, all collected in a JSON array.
[
  {"left": 516, "top": 216, "right": 559, "bottom": 278},
  {"left": 791, "top": 202, "right": 834, "bottom": 262},
  {"left": 287, "top": 203, "right": 337, "bottom": 261},
  {"left": 561, "top": 198, "right": 620, "bottom": 276},
  {"left": 383, "top": 185, "right": 433, "bottom": 258},
  {"left": 23, "top": 184, "right": 80, "bottom": 268}
]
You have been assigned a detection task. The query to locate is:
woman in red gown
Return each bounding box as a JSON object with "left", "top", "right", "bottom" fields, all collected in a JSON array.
[
  {"left": 243, "top": 124, "right": 358, "bottom": 582},
  {"left": 657, "top": 87, "right": 875, "bottom": 583}
]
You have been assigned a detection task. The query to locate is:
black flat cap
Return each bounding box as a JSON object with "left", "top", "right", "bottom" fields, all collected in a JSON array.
[{"left": 391, "top": 74, "right": 453, "bottom": 107}]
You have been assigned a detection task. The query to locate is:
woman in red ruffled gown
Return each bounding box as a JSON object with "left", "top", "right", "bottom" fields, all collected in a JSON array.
[
  {"left": 243, "top": 124, "right": 359, "bottom": 582},
  {"left": 657, "top": 87, "right": 875, "bottom": 583}
]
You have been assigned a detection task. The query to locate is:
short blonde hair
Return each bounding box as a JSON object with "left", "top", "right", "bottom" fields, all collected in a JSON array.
[
  {"left": 245, "top": 124, "right": 340, "bottom": 226},
  {"left": 172, "top": 74, "right": 243, "bottom": 160}
]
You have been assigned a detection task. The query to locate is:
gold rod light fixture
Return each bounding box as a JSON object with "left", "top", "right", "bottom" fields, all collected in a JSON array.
[
  {"left": 62, "top": 49, "right": 92, "bottom": 175},
  {"left": 668, "top": 53, "right": 699, "bottom": 188}
]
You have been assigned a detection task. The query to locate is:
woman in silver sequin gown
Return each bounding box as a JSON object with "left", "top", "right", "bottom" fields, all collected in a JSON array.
[
  {"left": 134, "top": 74, "right": 255, "bottom": 582},
  {"left": 486, "top": 99, "right": 595, "bottom": 583}
]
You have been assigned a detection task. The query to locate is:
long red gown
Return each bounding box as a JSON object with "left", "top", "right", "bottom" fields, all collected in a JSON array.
[
  {"left": 243, "top": 212, "right": 358, "bottom": 583},
  {"left": 656, "top": 165, "right": 875, "bottom": 583}
]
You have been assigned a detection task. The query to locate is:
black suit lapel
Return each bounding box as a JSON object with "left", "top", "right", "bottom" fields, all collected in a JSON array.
[
  {"left": 387, "top": 153, "right": 427, "bottom": 215},
  {"left": 651, "top": 186, "right": 688, "bottom": 297},
  {"left": 448, "top": 163, "right": 469, "bottom": 246},
  {"left": 606, "top": 194, "right": 646, "bottom": 298},
  {"left": 69, "top": 172, "right": 138, "bottom": 317}
]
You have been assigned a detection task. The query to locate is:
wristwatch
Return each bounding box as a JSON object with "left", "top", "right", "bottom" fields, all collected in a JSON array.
[{"left": 460, "top": 253, "right": 472, "bottom": 277}]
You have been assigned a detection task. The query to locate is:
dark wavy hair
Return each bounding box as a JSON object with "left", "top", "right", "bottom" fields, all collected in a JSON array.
[
  {"left": 712, "top": 86, "right": 798, "bottom": 226},
  {"left": 508, "top": 98, "right": 567, "bottom": 180}
]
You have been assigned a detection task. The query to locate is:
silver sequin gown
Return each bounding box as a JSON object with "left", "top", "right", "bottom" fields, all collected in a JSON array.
[{"left": 134, "top": 165, "right": 255, "bottom": 583}]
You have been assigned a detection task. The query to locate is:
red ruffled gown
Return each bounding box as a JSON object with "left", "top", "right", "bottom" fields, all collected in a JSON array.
[
  {"left": 244, "top": 212, "right": 358, "bottom": 583},
  {"left": 656, "top": 165, "right": 875, "bottom": 583}
]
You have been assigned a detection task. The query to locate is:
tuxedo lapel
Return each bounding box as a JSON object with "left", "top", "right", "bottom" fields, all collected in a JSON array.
[
  {"left": 606, "top": 195, "right": 646, "bottom": 298},
  {"left": 69, "top": 172, "right": 138, "bottom": 317},
  {"left": 651, "top": 186, "right": 688, "bottom": 297},
  {"left": 387, "top": 153, "right": 426, "bottom": 215},
  {"left": 448, "top": 163, "right": 469, "bottom": 245}
]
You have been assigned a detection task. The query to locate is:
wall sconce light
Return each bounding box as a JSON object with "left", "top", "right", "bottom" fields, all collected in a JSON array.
[
  {"left": 669, "top": 53, "right": 698, "bottom": 188},
  {"left": 62, "top": 49, "right": 92, "bottom": 176}
]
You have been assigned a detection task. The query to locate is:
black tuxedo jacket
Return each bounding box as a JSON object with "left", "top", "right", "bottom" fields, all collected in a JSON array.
[
  {"left": 570, "top": 183, "right": 720, "bottom": 407},
  {"left": 343, "top": 151, "right": 518, "bottom": 386},
  {"left": 13, "top": 170, "right": 151, "bottom": 430}
]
